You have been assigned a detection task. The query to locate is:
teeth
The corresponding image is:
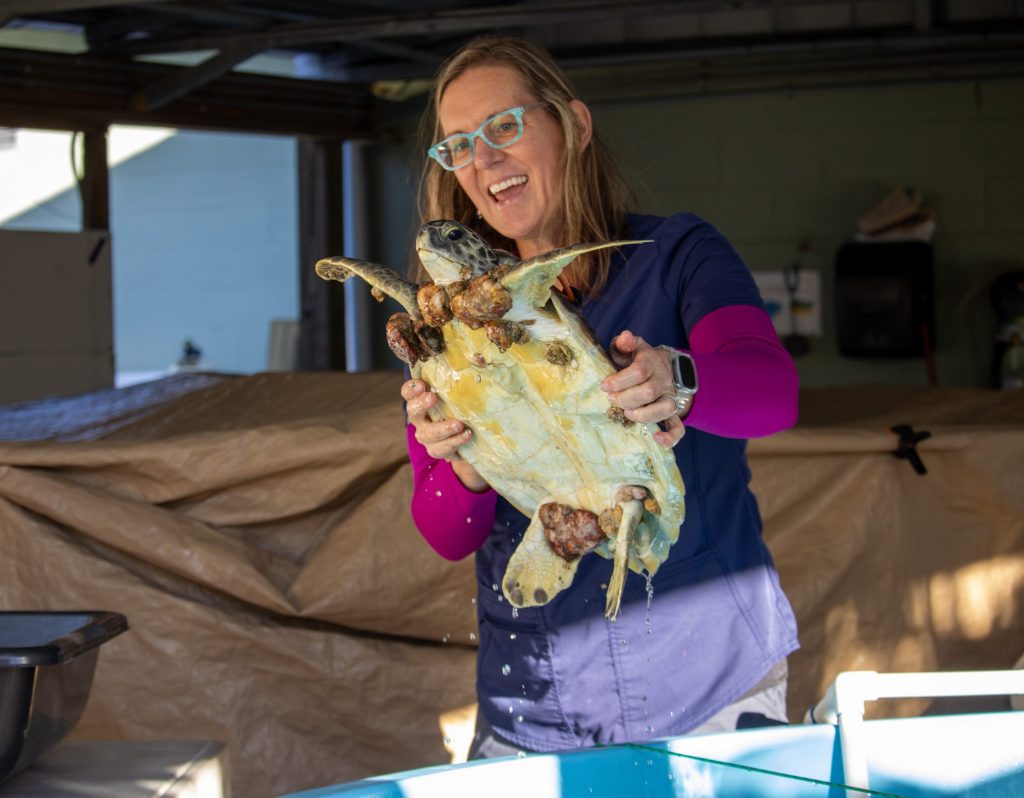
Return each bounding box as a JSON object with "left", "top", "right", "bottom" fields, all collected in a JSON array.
[{"left": 489, "top": 175, "right": 527, "bottom": 195}]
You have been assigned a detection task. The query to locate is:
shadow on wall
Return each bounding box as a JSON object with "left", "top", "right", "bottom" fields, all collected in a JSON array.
[{"left": 5, "top": 129, "right": 300, "bottom": 378}]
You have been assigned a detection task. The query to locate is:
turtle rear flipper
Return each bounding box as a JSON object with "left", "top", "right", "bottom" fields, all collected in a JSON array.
[
  {"left": 604, "top": 498, "right": 644, "bottom": 620},
  {"left": 316, "top": 256, "right": 419, "bottom": 316},
  {"left": 502, "top": 501, "right": 582, "bottom": 609}
]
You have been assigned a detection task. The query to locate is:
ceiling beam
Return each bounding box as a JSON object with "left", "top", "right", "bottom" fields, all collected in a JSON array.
[
  {"left": 0, "top": 46, "right": 376, "bottom": 136},
  {"left": 0, "top": 0, "right": 169, "bottom": 25},
  {"left": 98, "top": 0, "right": 847, "bottom": 57},
  {"left": 129, "top": 45, "right": 260, "bottom": 110}
]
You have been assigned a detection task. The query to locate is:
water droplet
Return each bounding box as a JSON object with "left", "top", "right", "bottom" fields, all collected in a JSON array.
[
  {"left": 600, "top": 583, "right": 608, "bottom": 590},
  {"left": 492, "top": 583, "right": 499, "bottom": 591},
  {"left": 441, "top": 634, "right": 449, "bottom": 643},
  {"left": 511, "top": 607, "right": 519, "bottom": 619},
  {"left": 646, "top": 758, "right": 653, "bottom": 766},
  {"left": 669, "top": 710, "right": 675, "bottom": 717},
  {"left": 644, "top": 571, "right": 655, "bottom": 635},
  {"left": 516, "top": 715, "right": 524, "bottom": 722},
  {"left": 517, "top": 751, "right": 527, "bottom": 758},
  {"left": 466, "top": 517, "right": 472, "bottom": 523},
  {"left": 502, "top": 664, "right": 511, "bottom": 676},
  {"left": 644, "top": 726, "right": 654, "bottom": 734},
  {"left": 435, "top": 490, "right": 442, "bottom": 497},
  {"left": 619, "top": 639, "right": 627, "bottom": 646},
  {"left": 471, "top": 597, "right": 476, "bottom": 604},
  {"left": 469, "top": 632, "right": 476, "bottom": 641},
  {"left": 508, "top": 706, "right": 514, "bottom": 714},
  {"left": 509, "top": 633, "right": 517, "bottom": 640},
  {"left": 668, "top": 774, "right": 675, "bottom": 782},
  {"left": 443, "top": 736, "right": 451, "bottom": 745}
]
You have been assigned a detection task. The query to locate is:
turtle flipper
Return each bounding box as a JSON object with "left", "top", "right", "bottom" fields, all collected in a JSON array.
[
  {"left": 316, "top": 257, "right": 419, "bottom": 316},
  {"left": 502, "top": 503, "right": 581, "bottom": 609},
  {"left": 495, "top": 240, "right": 652, "bottom": 308}
]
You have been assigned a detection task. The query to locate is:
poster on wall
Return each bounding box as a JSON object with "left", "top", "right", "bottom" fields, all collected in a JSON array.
[{"left": 753, "top": 269, "right": 822, "bottom": 338}]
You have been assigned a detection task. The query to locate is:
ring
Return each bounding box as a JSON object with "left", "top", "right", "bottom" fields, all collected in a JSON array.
[{"left": 661, "top": 392, "right": 691, "bottom": 416}]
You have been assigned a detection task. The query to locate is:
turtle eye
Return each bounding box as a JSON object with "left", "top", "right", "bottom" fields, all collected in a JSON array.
[{"left": 444, "top": 226, "right": 463, "bottom": 242}]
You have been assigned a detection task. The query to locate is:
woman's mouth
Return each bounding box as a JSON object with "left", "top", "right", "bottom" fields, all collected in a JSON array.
[{"left": 488, "top": 175, "right": 528, "bottom": 202}]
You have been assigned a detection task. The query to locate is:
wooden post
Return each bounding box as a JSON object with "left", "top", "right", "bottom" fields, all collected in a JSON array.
[
  {"left": 80, "top": 128, "right": 110, "bottom": 230},
  {"left": 297, "top": 136, "right": 346, "bottom": 371}
]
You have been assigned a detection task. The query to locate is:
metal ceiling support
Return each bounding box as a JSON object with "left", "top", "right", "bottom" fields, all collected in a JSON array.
[{"left": 129, "top": 45, "right": 261, "bottom": 111}]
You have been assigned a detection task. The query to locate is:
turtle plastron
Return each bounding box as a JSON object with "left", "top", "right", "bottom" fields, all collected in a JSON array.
[{"left": 316, "top": 220, "right": 685, "bottom": 620}]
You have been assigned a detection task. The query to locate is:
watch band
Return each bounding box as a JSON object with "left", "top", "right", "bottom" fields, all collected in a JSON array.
[{"left": 657, "top": 345, "right": 698, "bottom": 415}]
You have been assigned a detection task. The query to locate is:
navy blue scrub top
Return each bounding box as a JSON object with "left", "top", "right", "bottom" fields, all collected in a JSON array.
[{"left": 473, "top": 213, "right": 799, "bottom": 751}]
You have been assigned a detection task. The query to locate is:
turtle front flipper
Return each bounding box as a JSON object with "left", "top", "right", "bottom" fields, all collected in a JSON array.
[
  {"left": 495, "top": 239, "right": 652, "bottom": 309},
  {"left": 316, "top": 256, "right": 419, "bottom": 316}
]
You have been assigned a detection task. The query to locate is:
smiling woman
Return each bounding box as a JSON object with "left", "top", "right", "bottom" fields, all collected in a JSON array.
[{"left": 400, "top": 34, "right": 801, "bottom": 761}]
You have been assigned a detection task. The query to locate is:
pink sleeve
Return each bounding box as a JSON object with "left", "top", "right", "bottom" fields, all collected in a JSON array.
[
  {"left": 681, "top": 305, "right": 799, "bottom": 439},
  {"left": 406, "top": 424, "right": 498, "bottom": 560}
]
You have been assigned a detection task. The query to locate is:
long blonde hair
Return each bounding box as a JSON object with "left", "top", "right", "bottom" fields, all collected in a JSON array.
[{"left": 415, "top": 35, "right": 633, "bottom": 298}]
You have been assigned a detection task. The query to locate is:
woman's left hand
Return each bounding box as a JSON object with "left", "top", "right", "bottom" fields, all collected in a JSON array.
[{"left": 600, "top": 329, "right": 686, "bottom": 448}]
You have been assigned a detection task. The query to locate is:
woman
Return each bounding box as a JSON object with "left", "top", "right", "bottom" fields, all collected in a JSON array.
[{"left": 401, "top": 35, "right": 800, "bottom": 758}]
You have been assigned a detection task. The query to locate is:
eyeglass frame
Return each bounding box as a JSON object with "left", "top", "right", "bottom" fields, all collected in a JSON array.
[{"left": 427, "top": 104, "right": 547, "bottom": 171}]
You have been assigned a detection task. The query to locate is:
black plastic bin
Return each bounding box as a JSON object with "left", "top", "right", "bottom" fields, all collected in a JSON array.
[{"left": 0, "top": 611, "right": 128, "bottom": 784}]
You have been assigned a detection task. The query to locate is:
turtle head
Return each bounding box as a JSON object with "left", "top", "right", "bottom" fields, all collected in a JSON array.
[{"left": 417, "top": 220, "right": 499, "bottom": 284}]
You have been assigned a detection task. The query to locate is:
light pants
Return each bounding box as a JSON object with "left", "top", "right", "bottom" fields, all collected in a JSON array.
[{"left": 468, "top": 659, "right": 789, "bottom": 760}]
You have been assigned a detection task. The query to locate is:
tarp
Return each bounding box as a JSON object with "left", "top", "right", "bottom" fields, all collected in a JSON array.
[{"left": 1, "top": 373, "right": 1022, "bottom": 797}]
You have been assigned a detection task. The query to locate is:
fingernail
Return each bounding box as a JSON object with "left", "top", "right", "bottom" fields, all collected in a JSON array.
[{"left": 462, "top": 429, "right": 472, "bottom": 438}]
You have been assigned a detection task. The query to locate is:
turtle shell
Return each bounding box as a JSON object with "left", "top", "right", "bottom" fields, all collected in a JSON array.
[{"left": 316, "top": 220, "right": 685, "bottom": 618}]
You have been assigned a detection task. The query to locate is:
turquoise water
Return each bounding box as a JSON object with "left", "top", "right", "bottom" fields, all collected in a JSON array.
[{"left": 283, "top": 713, "right": 1024, "bottom": 798}]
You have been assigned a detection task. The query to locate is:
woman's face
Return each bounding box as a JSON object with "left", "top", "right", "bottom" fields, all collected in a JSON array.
[{"left": 437, "top": 65, "right": 569, "bottom": 259}]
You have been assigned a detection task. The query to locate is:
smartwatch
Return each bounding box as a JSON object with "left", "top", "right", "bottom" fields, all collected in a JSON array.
[{"left": 657, "top": 345, "right": 698, "bottom": 415}]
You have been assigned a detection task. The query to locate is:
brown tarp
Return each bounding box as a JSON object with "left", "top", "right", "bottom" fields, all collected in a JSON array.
[{"left": 1, "top": 374, "right": 1022, "bottom": 797}]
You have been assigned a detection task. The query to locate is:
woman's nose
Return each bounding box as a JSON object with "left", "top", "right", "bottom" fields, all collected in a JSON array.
[{"left": 473, "top": 140, "right": 501, "bottom": 169}]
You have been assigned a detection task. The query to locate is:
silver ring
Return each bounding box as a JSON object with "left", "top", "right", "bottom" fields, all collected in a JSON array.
[{"left": 662, "top": 392, "right": 691, "bottom": 416}]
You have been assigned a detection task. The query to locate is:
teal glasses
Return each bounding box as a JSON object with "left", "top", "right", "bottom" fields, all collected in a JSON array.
[{"left": 428, "top": 104, "right": 545, "bottom": 171}]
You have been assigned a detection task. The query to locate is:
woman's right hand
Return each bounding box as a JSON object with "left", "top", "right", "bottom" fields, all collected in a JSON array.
[{"left": 402, "top": 379, "right": 490, "bottom": 492}]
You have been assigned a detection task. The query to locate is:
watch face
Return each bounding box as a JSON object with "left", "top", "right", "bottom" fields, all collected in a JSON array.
[{"left": 677, "top": 353, "right": 697, "bottom": 391}]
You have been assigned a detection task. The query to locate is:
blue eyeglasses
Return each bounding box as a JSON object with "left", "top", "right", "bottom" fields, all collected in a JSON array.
[{"left": 428, "top": 104, "right": 546, "bottom": 171}]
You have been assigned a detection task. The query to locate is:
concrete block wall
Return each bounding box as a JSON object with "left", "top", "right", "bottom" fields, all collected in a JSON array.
[{"left": 597, "top": 77, "right": 1024, "bottom": 387}]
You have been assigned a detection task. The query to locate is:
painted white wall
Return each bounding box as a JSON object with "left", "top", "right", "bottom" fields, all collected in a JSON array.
[{"left": 2, "top": 128, "right": 299, "bottom": 391}]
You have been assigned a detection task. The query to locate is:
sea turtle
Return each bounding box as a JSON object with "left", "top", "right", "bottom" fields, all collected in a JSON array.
[{"left": 316, "top": 220, "right": 685, "bottom": 619}]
